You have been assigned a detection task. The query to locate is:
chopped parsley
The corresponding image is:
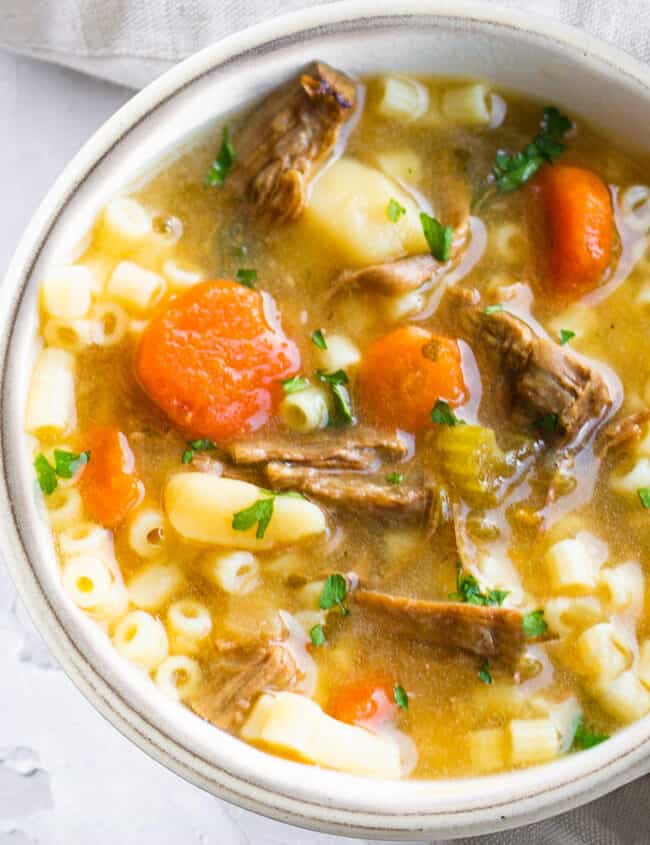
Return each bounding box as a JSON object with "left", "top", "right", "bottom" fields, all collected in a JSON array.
[
  {"left": 204, "top": 126, "right": 236, "bottom": 186},
  {"left": 318, "top": 573, "right": 350, "bottom": 616},
  {"left": 559, "top": 328, "right": 576, "bottom": 346},
  {"left": 638, "top": 487, "right": 650, "bottom": 509},
  {"left": 386, "top": 471, "right": 404, "bottom": 485},
  {"left": 316, "top": 369, "right": 353, "bottom": 426},
  {"left": 420, "top": 212, "right": 453, "bottom": 262},
  {"left": 311, "top": 329, "right": 328, "bottom": 350},
  {"left": 394, "top": 684, "right": 409, "bottom": 711},
  {"left": 491, "top": 107, "right": 572, "bottom": 194},
  {"left": 232, "top": 495, "right": 275, "bottom": 540},
  {"left": 387, "top": 198, "right": 406, "bottom": 222},
  {"left": 523, "top": 609, "right": 548, "bottom": 638},
  {"left": 182, "top": 438, "right": 217, "bottom": 464},
  {"left": 34, "top": 450, "right": 90, "bottom": 495},
  {"left": 235, "top": 268, "right": 257, "bottom": 287},
  {"left": 310, "top": 624, "right": 326, "bottom": 647},
  {"left": 478, "top": 659, "right": 493, "bottom": 685},
  {"left": 450, "top": 564, "right": 508, "bottom": 607},
  {"left": 282, "top": 375, "right": 310, "bottom": 395},
  {"left": 430, "top": 399, "right": 463, "bottom": 427},
  {"left": 484, "top": 303, "right": 503, "bottom": 315},
  {"left": 572, "top": 719, "right": 609, "bottom": 750},
  {"left": 534, "top": 412, "right": 560, "bottom": 434}
]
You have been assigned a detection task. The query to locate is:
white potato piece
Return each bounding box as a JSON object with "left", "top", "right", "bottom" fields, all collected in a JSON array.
[
  {"left": 113, "top": 610, "right": 169, "bottom": 672},
  {"left": 155, "top": 655, "right": 202, "bottom": 701},
  {"left": 42, "top": 265, "right": 93, "bottom": 320},
  {"left": 532, "top": 695, "right": 582, "bottom": 753},
  {"left": 306, "top": 158, "right": 428, "bottom": 266},
  {"left": 165, "top": 474, "right": 326, "bottom": 551},
  {"left": 509, "top": 718, "right": 558, "bottom": 766},
  {"left": 597, "top": 670, "right": 650, "bottom": 722},
  {"left": 544, "top": 533, "right": 607, "bottom": 595},
  {"left": 468, "top": 727, "right": 507, "bottom": 773},
  {"left": 375, "top": 76, "right": 429, "bottom": 122},
  {"left": 98, "top": 196, "right": 152, "bottom": 252},
  {"left": 314, "top": 334, "right": 361, "bottom": 372},
  {"left": 441, "top": 83, "right": 491, "bottom": 126},
  {"left": 575, "top": 623, "right": 633, "bottom": 683},
  {"left": 127, "top": 562, "right": 183, "bottom": 611},
  {"left": 25, "top": 348, "right": 76, "bottom": 439},
  {"left": 242, "top": 691, "right": 402, "bottom": 778},
  {"left": 375, "top": 150, "right": 423, "bottom": 185},
  {"left": 106, "top": 261, "right": 166, "bottom": 313},
  {"left": 162, "top": 259, "right": 204, "bottom": 290}
]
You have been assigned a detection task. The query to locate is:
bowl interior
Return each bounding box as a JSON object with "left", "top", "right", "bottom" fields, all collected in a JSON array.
[{"left": 3, "top": 3, "right": 650, "bottom": 839}]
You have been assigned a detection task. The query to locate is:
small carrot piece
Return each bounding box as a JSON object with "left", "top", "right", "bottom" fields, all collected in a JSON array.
[
  {"left": 530, "top": 164, "right": 614, "bottom": 298},
  {"left": 358, "top": 326, "right": 466, "bottom": 433},
  {"left": 327, "top": 673, "right": 397, "bottom": 725},
  {"left": 79, "top": 426, "right": 143, "bottom": 528},
  {"left": 135, "top": 280, "right": 300, "bottom": 442}
]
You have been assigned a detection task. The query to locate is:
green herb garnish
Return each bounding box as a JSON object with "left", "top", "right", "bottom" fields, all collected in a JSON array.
[
  {"left": 386, "top": 472, "right": 404, "bottom": 485},
  {"left": 638, "top": 488, "right": 650, "bottom": 509},
  {"left": 484, "top": 303, "right": 503, "bottom": 315},
  {"left": 430, "top": 399, "right": 463, "bottom": 427},
  {"left": 232, "top": 495, "right": 275, "bottom": 540},
  {"left": 205, "top": 126, "right": 236, "bottom": 186},
  {"left": 387, "top": 198, "right": 406, "bottom": 222},
  {"left": 317, "top": 369, "right": 353, "bottom": 426},
  {"left": 420, "top": 212, "right": 453, "bottom": 262},
  {"left": 318, "top": 573, "right": 350, "bottom": 616},
  {"left": 394, "top": 684, "right": 409, "bottom": 711},
  {"left": 559, "top": 329, "right": 576, "bottom": 346},
  {"left": 478, "top": 659, "right": 492, "bottom": 685},
  {"left": 310, "top": 624, "right": 326, "bottom": 647},
  {"left": 523, "top": 609, "right": 548, "bottom": 638},
  {"left": 282, "top": 375, "right": 310, "bottom": 395},
  {"left": 534, "top": 412, "right": 560, "bottom": 434},
  {"left": 34, "top": 450, "right": 90, "bottom": 495},
  {"left": 182, "top": 438, "right": 217, "bottom": 464},
  {"left": 491, "top": 107, "right": 572, "bottom": 193},
  {"left": 235, "top": 268, "right": 257, "bottom": 287},
  {"left": 450, "top": 563, "right": 508, "bottom": 607},
  {"left": 311, "top": 329, "right": 328, "bottom": 350},
  {"left": 572, "top": 719, "right": 609, "bottom": 750}
]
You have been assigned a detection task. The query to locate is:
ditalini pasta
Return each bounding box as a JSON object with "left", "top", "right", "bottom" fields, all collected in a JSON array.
[{"left": 27, "top": 63, "right": 650, "bottom": 779}]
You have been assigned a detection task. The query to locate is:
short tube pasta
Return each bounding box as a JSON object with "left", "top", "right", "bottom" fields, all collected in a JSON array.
[
  {"left": 509, "top": 718, "right": 558, "bottom": 766},
  {"left": 46, "top": 486, "right": 84, "bottom": 529},
  {"left": 574, "top": 623, "right": 632, "bottom": 682},
  {"left": 375, "top": 76, "right": 429, "bottom": 122},
  {"left": 58, "top": 522, "right": 114, "bottom": 563},
  {"left": 62, "top": 554, "right": 112, "bottom": 610},
  {"left": 167, "top": 599, "right": 212, "bottom": 653},
  {"left": 280, "top": 386, "right": 329, "bottom": 433},
  {"left": 314, "top": 334, "right": 361, "bottom": 372},
  {"left": 204, "top": 550, "right": 260, "bottom": 596},
  {"left": 597, "top": 670, "right": 650, "bottom": 722},
  {"left": 544, "top": 535, "right": 605, "bottom": 595},
  {"left": 43, "top": 317, "right": 103, "bottom": 352},
  {"left": 41, "top": 265, "right": 93, "bottom": 320},
  {"left": 91, "top": 302, "right": 129, "bottom": 346},
  {"left": 162, "top": 259, "right": 204, "bottom": 289},
  {"left": 610, "top": 457, "right": 650, "bottom": 494},
  {"left": 106, "top": 261, "right": 166, "bottom": 313},
  {"left": 113, "top": 610, "right": 169, "bottom": 671},
  {"left": 25, "top": 348, "right": 76, "bottom": 439},
  {"left": 127, "top": 562, "right": 183, "bottom": 611},
  {"left": 155, "top": 655, "right": 202, "bottom": 701},
  {"left": 99, "top": 196, "right": 152, "bottom": 252},
  {"left": 128, "top": 508, "right": 166, "bottom": 558},
  {"left": 441, "top": 83, "right": 492, "bottom": 125},
  {"left": 469, "top": 728, "right": 507, "bottom": 773}
]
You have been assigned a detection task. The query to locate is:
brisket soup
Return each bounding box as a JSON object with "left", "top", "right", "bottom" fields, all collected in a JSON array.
[{"left": 26, "top": 64, "right": 650, "bottom": 778}]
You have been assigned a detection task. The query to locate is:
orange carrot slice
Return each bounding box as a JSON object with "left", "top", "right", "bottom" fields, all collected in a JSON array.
[
  {"left": 358, "top": 326, "right": 466, "bottom": 433},
  {"left": 80, "top": 426, "right": 143, "bottom": 528},
  {"left": 327, "top": 673, "right": 397, "bottom": 725},
  {"left": 135, "top": 280, "right": 300, "bottom": 442}
]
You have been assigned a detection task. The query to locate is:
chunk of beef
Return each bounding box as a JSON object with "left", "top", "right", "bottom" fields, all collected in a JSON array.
[
  {"left": 595, "top": 410, "right": 650, "bottom": 459},
  {"left": 353, "top": 589, "right": 527, "bottom": 663},
  {"left": 229, "top": 62, "right": 357, "bottom": 221},
  {"left": 189, "top": 645, "right": 298, "bottom": 731},
  {"left": 266, "top": 462, "right": 431, "bottom": 514},
  {"left": 224, "top": 428, "right": 408, "bottom": 470},
  {"left": 332, "top": 216, "right": 469, "bottom": 295},
  {"left": 447, "top": 287, "right": 611, "bottom": 440}
]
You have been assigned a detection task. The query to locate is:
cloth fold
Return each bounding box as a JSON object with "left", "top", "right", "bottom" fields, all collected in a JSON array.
[{"left": 1, "top": 1, "right": 650, "bottom": 843}]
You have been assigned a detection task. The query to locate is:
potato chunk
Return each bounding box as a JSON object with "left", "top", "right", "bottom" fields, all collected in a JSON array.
[{"left": 306, "top": 158, "right": 428, "bottom": 265}]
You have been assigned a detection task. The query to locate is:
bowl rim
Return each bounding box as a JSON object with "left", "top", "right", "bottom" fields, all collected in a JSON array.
[{"left": 3, "top": 1, "right": 650, "bottom": 838}]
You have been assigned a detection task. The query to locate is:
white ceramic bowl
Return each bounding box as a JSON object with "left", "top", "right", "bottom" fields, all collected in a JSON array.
[{"left": 3, "top": 2, "right": 650, "bottom": 839}]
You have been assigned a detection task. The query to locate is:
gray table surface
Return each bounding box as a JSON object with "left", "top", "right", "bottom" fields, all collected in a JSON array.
[{"left": 0, "top": 47, "right": 645, "bottom": 845}]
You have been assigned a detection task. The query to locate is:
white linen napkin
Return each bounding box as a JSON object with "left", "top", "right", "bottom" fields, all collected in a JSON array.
[{"left": 1, "top": 2, "right": 650, "bottom": 843}]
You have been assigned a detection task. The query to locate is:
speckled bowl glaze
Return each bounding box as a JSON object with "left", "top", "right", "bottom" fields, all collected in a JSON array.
[{"left": 3, "top": 2, "right": 650, "bottom": 838}]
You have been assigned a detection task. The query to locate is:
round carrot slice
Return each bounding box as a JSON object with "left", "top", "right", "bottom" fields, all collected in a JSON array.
[
  {"left": 135, "top": 280, "right": 300, "bottom": 442},
  {"left": 358, "top": 326, "right": 467, "bottom": 433},
  {"left": 529, "top": 164, "right": 614, "bottom": 298},
  {"left": 80, "top": 426, "right": 143, "bottom": 528}
]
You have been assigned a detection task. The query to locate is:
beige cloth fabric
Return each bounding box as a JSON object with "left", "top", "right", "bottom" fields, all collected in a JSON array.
[{"left": 1, "top": 0, "right": 650, "bottom": 842}]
